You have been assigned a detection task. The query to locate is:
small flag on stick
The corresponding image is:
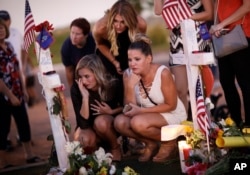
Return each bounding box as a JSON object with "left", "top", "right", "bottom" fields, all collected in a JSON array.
[
  {"left": 24, "top": 0, "right": 35, "bottom": 52},
  {"left": 162, "top": 0, "right": 192, "bottom": 29},
  {"left": 196, "top": 75, "right": 210, "bottom": 135}
]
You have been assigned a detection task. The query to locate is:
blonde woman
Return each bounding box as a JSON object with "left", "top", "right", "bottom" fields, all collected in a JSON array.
[
  {"left": 72, "top": 54, "right": 123, "bottom": 161},
  {"left": 93, "top": 0, "right": 146, "bottom": 77}
]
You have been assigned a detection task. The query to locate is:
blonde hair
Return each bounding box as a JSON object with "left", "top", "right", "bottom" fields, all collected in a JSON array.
[
  {"left": 107, "top": 0, "right": 138, "bottom": 56},
  {"left": 75, "top": 54, "right": 118, "bottom": 101}
]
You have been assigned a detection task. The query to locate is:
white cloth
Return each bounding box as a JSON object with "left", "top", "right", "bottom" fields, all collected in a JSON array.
[{"left": 135, "top": 65, "right": 187, "bottom": 125}]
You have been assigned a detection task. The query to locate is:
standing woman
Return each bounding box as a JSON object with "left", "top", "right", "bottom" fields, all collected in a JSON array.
[
  {"left": 153, "top": 0, "right": 214, "bottom": 116},
  {"left": 93, "top": 0, "right": 147, "bottom": 85},
  {"left": 0, "top": 20, "right": 41, "bottom": 169},
  {"left": 209, "top": 0, "right": 250, "bottom": 127},
  {"left": 71, "top": 54, "right": 123, "bottom": 161},
  {"left": 114, "top": 33, "right": 187, "bottom": 163}
]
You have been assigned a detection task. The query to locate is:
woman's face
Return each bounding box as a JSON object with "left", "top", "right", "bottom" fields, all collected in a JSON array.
[
  {"left": 128, "top": 49, "right": 151, "bottom": 75},
  {"left": 77, "top": 67, "right": 98, "bottom": 91},
  {"left": 0, "top": 24, "right": 6, "bottom": 40},
  {"left": 70, "top": 26, "right": 87, "bottom": 48},
  {"left": 113, "top": 14, "right": 127, "bottom": 34}
]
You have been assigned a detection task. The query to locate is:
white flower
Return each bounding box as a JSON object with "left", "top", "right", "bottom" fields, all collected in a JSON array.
[
  {"left": 218, "top": 119, "right": 226, "bottom": 126},
  {"left": 81, "top": 154, "right": 87, "bottom": 160},
  {"left": 109, "top": 164, "right": 116, "bottom": 175},
  {"left": 74, "top": 145, "right": 83, "bottom": 156},
  {"left": 79, "top": 166, "right": 88, "bottom": 175},
  {"left": 65, "top": 141, "right": 83, "bottom": 155},
  {"left": 94, "top": 147, "right": 113, "bottom": 167}
]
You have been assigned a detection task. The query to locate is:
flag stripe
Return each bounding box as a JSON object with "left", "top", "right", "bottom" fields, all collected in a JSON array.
[
  {"left": 196, "top": 76, "right": 210, "bottom": 135},
  {"left": 162, "top": 0, "right": 192, "bottom": 29},
  {"left": 24, "top": 0, "right": 35, "bottom": 52}
]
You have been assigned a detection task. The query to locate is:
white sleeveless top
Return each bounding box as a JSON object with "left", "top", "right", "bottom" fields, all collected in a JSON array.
[{"left": 135, "top": 65, "right": 187, "bottom": 124}]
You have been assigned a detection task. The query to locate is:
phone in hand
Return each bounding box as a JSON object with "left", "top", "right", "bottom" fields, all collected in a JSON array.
[
  {"left": 220, "top": 28, "right": 229, "bottom": 35},
  {"left": 123, "top": 104, "right": 132, "bottom": 113}
]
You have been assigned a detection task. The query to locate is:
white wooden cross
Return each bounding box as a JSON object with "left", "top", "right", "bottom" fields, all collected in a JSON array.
[
  {"left": 161, "top": 19, "right": 215, "bottom": 174},
  {"left": 161, "top": 19, "right": 215, "bottom": 140},
  {"left": 34, "top": 40, "right": 69, "bottom": 172},
  {"left": 180, "top": 19, "right": 215, "bottom": 129}
]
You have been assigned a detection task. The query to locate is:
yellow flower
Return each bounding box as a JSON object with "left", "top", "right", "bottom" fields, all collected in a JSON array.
[
  {"left": 225, "top": 117, "right": 235, "bottom": 126},
  {"left": 185, "top": 125, "right": 194, "bottom": 134},
  {"left": 97, "top": 167, "right": 108, "bottom": 175},
  {"left": 88, "top": 161, "right": 95, "bottom": 168},
  {"left": 217, "top": 129, "right": 224, "bottom": 137},
  {"left": 124, "top": 166, "right": 139, "bottom": 175}
]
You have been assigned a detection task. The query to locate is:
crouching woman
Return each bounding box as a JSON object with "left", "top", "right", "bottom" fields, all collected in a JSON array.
[
  {"left": 114, "top": 33, "right": 187, "bottom": 162},
  {"left": 71, "top": 54, "right": 123, "bottom": 161}
]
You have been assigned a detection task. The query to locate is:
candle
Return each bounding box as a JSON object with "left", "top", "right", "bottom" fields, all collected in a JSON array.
[{"left": 178, "top": 140, "right": 192, "bottom": 173}]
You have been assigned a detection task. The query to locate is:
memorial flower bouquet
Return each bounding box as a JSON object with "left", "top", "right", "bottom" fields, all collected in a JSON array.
[
  {"left": 183, "top": 117, "right": 250, "bottom": 175},
  {"left": 64, "top": 141, "right": 139, "bottom": 175}
]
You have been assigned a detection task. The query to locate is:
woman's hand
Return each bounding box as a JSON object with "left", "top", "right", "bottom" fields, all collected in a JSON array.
[
  {"left": 112, "top": 60, "right": 123, "bottom": 75},
  {"left": 9, "top": 94, "right": 21, "bottom": 106},
  {"left": 124, "top": 103, "right": 142, "bottom": 117},
  {"left": 91, "top": 100, "right": 113, "bottom": 115},
  {"left": 76, "top": 78, "right": 89, "bottom": 98},
  {"left": 124, "top": 69, "right": 141, "bottom": 88},
  {"left": 209, "top": 24, "right": 225, "bottom": 37}
]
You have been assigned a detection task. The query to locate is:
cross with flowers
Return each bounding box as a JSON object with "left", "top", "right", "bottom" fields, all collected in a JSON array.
[{"left": 33, "top": 21, "right": 70, "bottom": 171}]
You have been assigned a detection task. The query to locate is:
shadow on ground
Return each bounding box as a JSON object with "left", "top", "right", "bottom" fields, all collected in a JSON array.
[{"left": 0, "top": 156, "right": 183, "bottom": 175}]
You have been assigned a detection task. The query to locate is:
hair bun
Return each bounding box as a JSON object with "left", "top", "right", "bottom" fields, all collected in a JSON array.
[{"left": 133, "top": 33, "right": 152, "bottom": 45}]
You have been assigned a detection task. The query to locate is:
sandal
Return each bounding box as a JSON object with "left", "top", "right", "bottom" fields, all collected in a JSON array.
[{"left": 138, "top": 143, "right": 158, "bottom": 162}]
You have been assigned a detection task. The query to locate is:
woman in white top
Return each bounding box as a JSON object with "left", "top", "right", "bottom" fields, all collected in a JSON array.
[{"left": 114, "top": 33, "right": 187, "bottom": 162}]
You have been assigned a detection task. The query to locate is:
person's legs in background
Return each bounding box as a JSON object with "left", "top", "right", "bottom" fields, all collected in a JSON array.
[
  {"left": 170, "top": 65, "right": 189, "bottom": 117},
  {"left": 232, "top": 44, "right": 250, "bottom": 126},
  {"left": 12, "top": 101, "right": 42, "bottom": 163},
  {"left": 217, "top": 45, "right": 250, "bottom": 127}
]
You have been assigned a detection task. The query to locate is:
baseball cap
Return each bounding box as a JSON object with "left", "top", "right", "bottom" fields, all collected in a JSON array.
[{"left": 0, "top": 10, "right": 10, "bottom": 20}]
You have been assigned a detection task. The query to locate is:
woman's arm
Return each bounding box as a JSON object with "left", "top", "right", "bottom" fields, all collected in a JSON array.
[
  {"left": 75, "top": 79, "right": 90, "bottom": 119},
  {"left": 153, "top": 0, "right": 164, "bottom": 16},
  {"left": 123, "top": 69, "right": 139, "bottom": 105},
  {"left": 190, "top": 0, "right": 214, "bottom": 21},
  {"left": 210, "top": 0, "right": 250, "bottom": 35},
  {"left": 137, "top": 15, "right": 147, "bottom": 33},
  {"left": 93, "top": 17, "right": 117, "bottom": 63},
  {"left": 218, "top": 0, "right": 250, "bottom": 29},
  {"left": 0, "top": 79, "right": 20, "bottom": 106},
  {"left": 93, "top": 16, "right": 122, "bottom": 73}
]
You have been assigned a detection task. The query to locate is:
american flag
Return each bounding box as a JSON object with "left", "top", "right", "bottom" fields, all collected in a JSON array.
[
  {"left": 162, "top": 0, "right": 192, "bottom": 29},
  {"left": 24, "top": 0, "right": 35, "bottom": 52},
  {"left": 196, "top": 75, "right": 210, "bottom": 135}
]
